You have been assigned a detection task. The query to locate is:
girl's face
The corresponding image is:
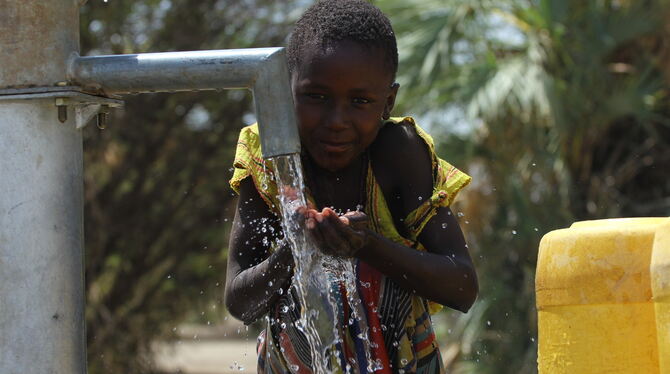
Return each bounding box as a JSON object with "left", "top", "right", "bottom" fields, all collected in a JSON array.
[{"left": 291, "top": 41, "right": 398, "bottom": 172}]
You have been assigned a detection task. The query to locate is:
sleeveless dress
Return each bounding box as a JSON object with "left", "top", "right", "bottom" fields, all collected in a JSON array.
[{"left": 230, "top": 117, "right": 471, "bottom": 374}]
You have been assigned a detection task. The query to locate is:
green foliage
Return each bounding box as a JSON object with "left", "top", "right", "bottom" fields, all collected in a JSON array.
[
  {"left": 80, "top": 0, "right": 670, "bottom": 372},
  {"left": 80, "top": 1, "right": 297, "bottom": 372},
  {"left": 379, "top": 0, "right": 670, "bottom": 372}
]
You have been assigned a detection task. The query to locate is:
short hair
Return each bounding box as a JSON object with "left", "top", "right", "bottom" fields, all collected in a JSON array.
[{"left": 287, "top": 0, "right": 398, "bottom": 80}]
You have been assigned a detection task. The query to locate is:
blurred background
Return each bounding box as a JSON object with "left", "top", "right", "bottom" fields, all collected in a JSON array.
[{"left": 79, "top": 0, "right": 670, "bottom": 373}]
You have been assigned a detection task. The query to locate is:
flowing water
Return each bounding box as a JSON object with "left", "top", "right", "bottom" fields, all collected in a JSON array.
[{"left": 271, "top": 154, "right": 375, "bottom": 374}]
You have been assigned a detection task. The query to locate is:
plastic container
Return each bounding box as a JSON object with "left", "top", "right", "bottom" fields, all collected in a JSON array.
[
  {"left": 536, "top": 217, "right": 669, "bottom": 373},
  {"left": 651, "top": 219, "right": 670, "bottom": 373}
]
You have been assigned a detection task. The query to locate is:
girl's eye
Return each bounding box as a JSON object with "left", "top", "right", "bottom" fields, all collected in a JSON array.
[
  {"left": 352, "top": 98, "right": 371, "bottom": 104},
  {"left": 306, "top": 93, "right": 326, "bottom": 100}
]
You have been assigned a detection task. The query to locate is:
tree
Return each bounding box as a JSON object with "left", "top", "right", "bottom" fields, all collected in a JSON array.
[
  {"left": 80, "top": 1, "right": 298, "bottom": 372},
  {"left": 378, "top": 0, "right": 670, "bottom": 372}
]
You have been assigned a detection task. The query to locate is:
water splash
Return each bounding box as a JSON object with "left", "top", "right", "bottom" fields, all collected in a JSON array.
[
  {"left": 273, "top": 154, "right": 339, "bottom": 374},
  {"left": 272, "top": 154, "right": 374, "bottom": 374}
]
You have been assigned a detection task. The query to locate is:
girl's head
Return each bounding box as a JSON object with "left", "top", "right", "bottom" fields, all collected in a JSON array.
[
  {"left": 287, "top": 0, "right": 400, "bottom": 172},
  {"left": 287, "top": 0, "right": 398, "bottom": 83}
]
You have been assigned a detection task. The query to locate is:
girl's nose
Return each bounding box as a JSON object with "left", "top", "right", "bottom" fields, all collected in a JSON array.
[{"left": 324, "top": 101, "right": 350, "bottom": 131}]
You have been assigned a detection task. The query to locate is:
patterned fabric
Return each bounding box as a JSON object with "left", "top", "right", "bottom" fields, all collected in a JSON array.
[{"left": 230, "top": 117, "right": 471, "bottom": 374}]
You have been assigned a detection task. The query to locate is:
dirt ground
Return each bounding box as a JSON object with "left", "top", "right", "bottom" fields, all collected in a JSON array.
[
  {"left": 153, "top": 339, "right": 257, "bottom": 374},
  {"left": 153, "top": 320, "right": 260, "bottom": 374}
]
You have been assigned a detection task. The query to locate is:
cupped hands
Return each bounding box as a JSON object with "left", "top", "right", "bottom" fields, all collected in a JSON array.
[{"left": 299, "top": 207, "right": 369, "bottom": 258}]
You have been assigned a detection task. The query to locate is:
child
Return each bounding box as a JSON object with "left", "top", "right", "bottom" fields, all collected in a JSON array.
[{"left": 225, "top": 1, "right": 478, "bottom": 373}]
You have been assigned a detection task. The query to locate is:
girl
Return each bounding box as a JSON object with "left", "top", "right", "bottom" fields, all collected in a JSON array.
[{"left": 225, "top": 1, "right": 478, "bottom": 373}]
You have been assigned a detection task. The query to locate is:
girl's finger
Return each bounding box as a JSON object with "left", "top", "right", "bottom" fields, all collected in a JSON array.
[{"left": 320, "top": 213, "right": 361, "bottom": 256}]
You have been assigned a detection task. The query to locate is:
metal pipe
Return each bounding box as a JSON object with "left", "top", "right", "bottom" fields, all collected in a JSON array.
[
  {"left": 70, "top": 49, "right": 271, "bottom": 93},
  {"left": 0, "top": 0, "right": 79, "bottom": 88},
  {"left": 0, "top": 1, "right": 86, "bottom": 373},
  {"left": 69, "top": 48, "right": 300, "bottom": 158},
  {"left": 0, "top": 100, "right": 87, "bottom": 374}
]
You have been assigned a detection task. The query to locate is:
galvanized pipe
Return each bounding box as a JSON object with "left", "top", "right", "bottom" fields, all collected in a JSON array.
[
  {"left": 69, "top": 48, "right": 300, "bottom": 158},
  {"left": 0, "top": 101, "right": 87, "bottom": 374},
  {"left": 0, "top": 0, "right": 80, "bottom": 88},
  {"left": 0, "top": 1, "right": 86, "bottom": 374},
  {"left": 70, "top": 49, "right": 272, "bottom": 93}
]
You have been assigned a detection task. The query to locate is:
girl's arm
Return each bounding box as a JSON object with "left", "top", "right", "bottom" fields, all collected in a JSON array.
[
  {"left": 358, "top": 207, "right": 477, "bottom": 312},
  {"left": 306, "top": 123, "right": 478, "bottom": 312},
  {"left": 224, "top": 177, "right": 294, "bottom": 324},
  {"left": 308, "top": 207, "right": 477, "bottom": 312}
]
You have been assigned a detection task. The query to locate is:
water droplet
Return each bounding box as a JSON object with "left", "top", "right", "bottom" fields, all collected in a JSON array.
[
  {"left": 487, "top": 320, "right": 491, "bottom": 326},
  {"left": 512, "top": 230, "right": 517, "bottom": 235},
  {"left": 418, "top": 196, "right": 423, "bottom": 201},
  {"left": 534, "top": 227, "right": 539, "bottom": 232},
  {"left": 400, "top": 358, "right": 409, "bottom": 366},
  {"left": 457, "top": 212, "right": 464, "bottom": 217},
  {"left": 166, "top": 274, "right": 172, "bottom": 279},
  {"left": 441, "top": 223, "right": 448, "bottom": 228},
  {"left": 268, "top": 281, "right": 273, "bottom": 287}
]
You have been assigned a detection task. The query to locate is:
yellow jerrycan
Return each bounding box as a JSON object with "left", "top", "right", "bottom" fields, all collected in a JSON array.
[{"left": 536, "top": 217, "right": 669, "bottom": 373}]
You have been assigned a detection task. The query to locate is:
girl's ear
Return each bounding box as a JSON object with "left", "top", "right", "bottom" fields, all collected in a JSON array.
[{"left": 382, "top": 82, "right": 400, "bottom": 120}]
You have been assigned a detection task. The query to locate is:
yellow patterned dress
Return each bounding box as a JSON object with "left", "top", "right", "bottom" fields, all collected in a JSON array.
[{"left": 230, "top": 117, "right": 471, "bottom": 374}]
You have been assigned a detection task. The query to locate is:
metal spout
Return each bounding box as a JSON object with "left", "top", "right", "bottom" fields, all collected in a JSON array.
[{"left": 69, "top": 47, "right": 300, "bottom": 158}]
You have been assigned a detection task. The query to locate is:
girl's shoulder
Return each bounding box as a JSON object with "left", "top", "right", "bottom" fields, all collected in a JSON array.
[
  {"left": 371, "top": 116, "right": 471, "bottom": 209},
  {"left": 230, "top": 124, "right": 281, "bottom": 212},
  {"left": 371, "top": 116, "right": 435, "bottom": 187},
  {"left": 374, "top": 116, "right": 438, "bottom": 156}
]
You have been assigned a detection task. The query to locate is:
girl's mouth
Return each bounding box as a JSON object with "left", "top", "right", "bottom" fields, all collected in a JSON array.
[{"left": 319, "top": 140, "right": 352, "bottom": 153}]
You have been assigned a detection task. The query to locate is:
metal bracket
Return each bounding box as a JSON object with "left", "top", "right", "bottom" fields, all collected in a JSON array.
[{"left": 0, "top": 86, "right": 123, "bottom": 129}]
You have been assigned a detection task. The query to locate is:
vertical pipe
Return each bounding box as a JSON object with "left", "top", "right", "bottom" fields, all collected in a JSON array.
[
  {"left": 253, "top": 48, "right": 301, "bottom": 158},
  {"left": 0, "top": 101, "right": 87, "bottom": 374},
  {"left": 0, "top": 1, "right": 85, "bottom": 373},
  {"left": 0, "top": 0, "right": 80, "bottom": 88}
]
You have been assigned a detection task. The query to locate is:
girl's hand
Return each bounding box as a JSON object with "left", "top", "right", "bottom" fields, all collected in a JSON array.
[{"left": 304, "top": 208, "right": 369, "bottom": 258}]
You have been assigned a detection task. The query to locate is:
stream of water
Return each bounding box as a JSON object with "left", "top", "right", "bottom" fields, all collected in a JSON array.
[{"left": 271, "top": 154, "right": 375, "bottom": 374}]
